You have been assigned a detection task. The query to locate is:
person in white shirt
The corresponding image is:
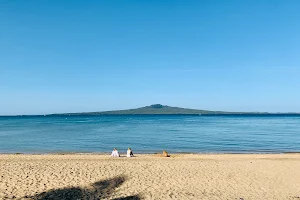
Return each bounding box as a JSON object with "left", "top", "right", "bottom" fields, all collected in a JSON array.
[
  {"left": 111, "top": 148, "right": 120, "bottom": 157},
  {"left": 127, "top": 148, "right": 134, "bottom": 157}
]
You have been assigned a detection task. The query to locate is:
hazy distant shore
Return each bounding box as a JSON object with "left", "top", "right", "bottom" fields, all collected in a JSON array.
[
  {"left": 1, "top": 154, "right": 300, "bottom": 199},
  {"left": 1, "top": 104, "right": 300, "bottom": 116},
  {"left": 2, "top": 113, "right": 300, "bottom": 117}
]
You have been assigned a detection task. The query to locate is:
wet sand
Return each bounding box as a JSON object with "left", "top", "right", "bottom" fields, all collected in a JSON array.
[{"left": 1, "top": 154, "right": 300, "bottom": 200}]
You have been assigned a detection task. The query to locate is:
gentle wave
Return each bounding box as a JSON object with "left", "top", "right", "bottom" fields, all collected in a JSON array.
[{"left": 0, "top": 115, "right": 300, "bottom": 154}]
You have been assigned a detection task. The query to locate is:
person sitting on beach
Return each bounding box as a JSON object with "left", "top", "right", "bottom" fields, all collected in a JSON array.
[
  {"left": 127, "top": 148, "right": 134, "bottom": 157},
  {"left": 111, "top": 148, "right": 120, "bottom": 157}
]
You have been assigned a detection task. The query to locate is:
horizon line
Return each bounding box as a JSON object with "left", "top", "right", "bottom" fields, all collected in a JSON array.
[{"left": 0, "top": 104, "right": 300, "bottom": 117}]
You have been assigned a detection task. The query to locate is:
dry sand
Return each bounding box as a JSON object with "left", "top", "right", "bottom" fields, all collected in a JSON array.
[{"left": 1, "top": 153, "right": 300, "bottom": 200}]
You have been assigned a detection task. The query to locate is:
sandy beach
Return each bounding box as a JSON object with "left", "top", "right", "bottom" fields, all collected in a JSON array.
[{"left": 0, "top": 154, "right": 300, "bottom": 200}]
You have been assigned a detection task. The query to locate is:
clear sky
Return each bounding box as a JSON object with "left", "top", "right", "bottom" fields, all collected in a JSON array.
[{"left": 1, "top": 0, "right": 300, "bottom": 115}]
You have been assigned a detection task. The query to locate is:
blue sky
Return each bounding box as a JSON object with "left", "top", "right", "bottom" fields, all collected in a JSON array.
[{"left": 1, "top": 0, "right": 300, "bottom": 115}]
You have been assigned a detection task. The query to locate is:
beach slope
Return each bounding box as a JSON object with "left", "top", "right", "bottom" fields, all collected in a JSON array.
[{"left": 0, "top": 154, "right": 300, "bottom": 199}]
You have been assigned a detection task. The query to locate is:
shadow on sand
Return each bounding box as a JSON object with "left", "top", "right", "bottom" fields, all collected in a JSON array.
[{"left": 21, "top": 176, "right": 140, "bottom": 200}]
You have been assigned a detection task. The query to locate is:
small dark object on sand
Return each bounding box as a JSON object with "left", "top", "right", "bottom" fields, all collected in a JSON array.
[{"left": 163, "top": 150, "right": 170, "bottom": 157}]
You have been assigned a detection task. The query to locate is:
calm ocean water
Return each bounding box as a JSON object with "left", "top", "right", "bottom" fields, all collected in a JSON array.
[{"left": 0, "top": 115, "right": 299, "bottom": 154}]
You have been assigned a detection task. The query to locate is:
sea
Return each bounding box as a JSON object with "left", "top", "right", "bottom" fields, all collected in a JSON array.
[{"left": 0, "top": 115, "right": 299, "bottom": 154}]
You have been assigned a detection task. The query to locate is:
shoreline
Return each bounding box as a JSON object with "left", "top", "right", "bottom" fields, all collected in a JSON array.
[{"left": 1, "top": 151, "right": 300, "bottom": 155}]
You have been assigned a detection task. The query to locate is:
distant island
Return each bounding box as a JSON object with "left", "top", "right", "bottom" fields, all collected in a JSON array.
[
  {"left": 1, "top": 104, "right": 299, "bottom": 117},
  {"left": 47, "top": 104, "right": 295, "bottom": 116}
]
